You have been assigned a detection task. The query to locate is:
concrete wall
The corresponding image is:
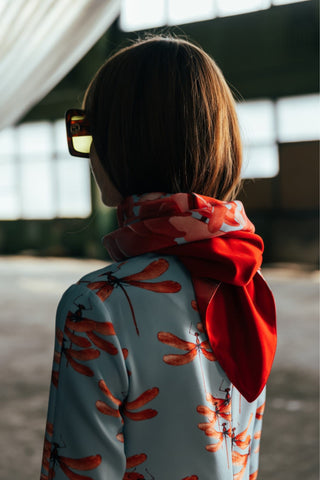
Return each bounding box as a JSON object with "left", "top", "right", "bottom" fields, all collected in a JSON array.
[{"left": 239, "top": 141, "right": 319, "bottom": 265}]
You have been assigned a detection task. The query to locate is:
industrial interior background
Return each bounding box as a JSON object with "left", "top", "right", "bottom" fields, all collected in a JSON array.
[{"left": 0, "top": 1, "right": 318, "bottom": 479}]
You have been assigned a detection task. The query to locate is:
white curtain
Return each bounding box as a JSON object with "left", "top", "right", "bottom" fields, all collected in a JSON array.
[{"left": 0, "top": 0, "right": 120, "bottom": 130}]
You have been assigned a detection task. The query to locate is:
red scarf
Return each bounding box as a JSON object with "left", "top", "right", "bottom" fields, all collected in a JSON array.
[{"left": 104, "top": 192, "right": 276, "bottom": 402}]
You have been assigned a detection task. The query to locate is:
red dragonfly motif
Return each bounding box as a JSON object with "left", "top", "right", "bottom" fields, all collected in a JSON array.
[
  {"left": 249, "top": 470, "right": 258, "bottom": 480},
  {"left": 65, "top": 301, "right": 118, "bottom": 356},
  {"left": 96, "top": 379, "right": 159, "bottom": 421},
  {"left": 41, "top": 422, "right": 54, "bottom": 479},
  {"left": 51, "top": 299, "right": 119, "bottom": 382},
  {"left": 203, "top": 422, "right": 231, "bottom": 467},
  {"left": 232, "top": 450, "right": 250, "bottom": 480},
  {"left": 231, "top": 413, "right": 253, "bottom": 450},
  {"left": 169, "top": 199, "right": 252, "bottom": 242},
  {"left": 117, "top": 432, "right": 124, "bottom": 443},
  {"left": 65, "top": 316, "right": 118, "bottom": 355},
  {"left": 197, "top": 391, "right": 232, "bottom": 430},
  {"left": 51, "top": 328, "right": 65, "bottom": 388},
  {"left": 157, "top": 327, "right": 216, "bottom": 366},
  {"left": 123, "top": 453, "right": 148, "bottom": 480},
  {"left": 158, "top": 325, "right": 216, "bottom": 392},
  {"left": 122, "top": 347, "right": 132, "bottom": 376},
  {"left": 197, "top": 388, "right": 233, "bottom": 466},
  {"left": 49, "top": 447, "right": 101, "bottom": 480},
  {"left": 207, "top": 201, "right": 251, "bottom": 234},
  {"left": 51, "top": 347, "right": 61, "bottom": 388},
  {"left": 196, "top": 321, "right": 205, "bottom": 333},
  {"left": 85, "top": 259, "right": 181, "bottom": 335},
  {"left": 255, "top": 401, "right": 265, "bottom": 420},
  {"left": 95, "top": 379, "right": 123, "bottom": 420},
  {"left": 182, "top": 476, "right": 199, "bottom": 480},
  {"left": 41, "top": 422, "right": 101, "bottom": 480},
  {"left": 253, "top": 430, "right": 262, "bottom": 453},
  {"left": 55, "top": 326, "right": 100, "bottom": 378},
  {"left": 191, "top": 300, "right": 198, "bottom": 312}
]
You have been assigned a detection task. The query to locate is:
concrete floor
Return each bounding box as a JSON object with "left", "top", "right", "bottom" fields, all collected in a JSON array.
[{"left": 0, "top": 256, "right": 318, "bottom": 480}]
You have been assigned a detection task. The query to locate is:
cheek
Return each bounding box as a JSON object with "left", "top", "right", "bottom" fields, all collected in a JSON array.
[
  {"left": 89, "top": 160, "right": 96, "bottom": 180},
  {"left": 101, "top": 176, "right": 123, "bottom": 207},
  {"left": 89, "top": 155, "right": 96, "bottom": 175},
  {"left": 90, "top": 160, "right": 122, "bottom": 206},
  {"left": 89, "top": 156, "right": 104, "bottom": 185}
]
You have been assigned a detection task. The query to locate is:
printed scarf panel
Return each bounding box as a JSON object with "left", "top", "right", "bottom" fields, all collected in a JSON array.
[{"left": 104, "top": 192, "right": 256, "bottom": 262}]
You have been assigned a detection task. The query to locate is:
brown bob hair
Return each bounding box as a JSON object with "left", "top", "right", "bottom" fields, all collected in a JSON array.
[{"left": 84, "top": 36, "right": 242, "bottom": 201}]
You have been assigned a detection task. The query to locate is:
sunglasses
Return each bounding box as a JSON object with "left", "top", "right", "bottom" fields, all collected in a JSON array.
[{"left": 65, "top": 109, "right": 92, "bottom": 158}]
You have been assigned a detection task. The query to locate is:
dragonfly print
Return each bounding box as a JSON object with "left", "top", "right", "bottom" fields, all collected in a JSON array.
[
  {"left": 157, "top": 325, "right": 216, "bottom": 392},
  {"left": 197, "top": 389, "right": 254, "bottom": 472},
  {"left": 200, "top": 421, "right": 231, "bottom": 467},
  {"left": 41, "top": 422, "right": 102, "bottom": 480},
  {"left": 232, "top": 450, "right": 251, "bottom": 480},
  {"left": 84, "top": 259, "right": 181, "bottom": 335},
  {"left": 123, "top": 453, "right": 148, "bottom": 480},
  {"left": 197, "top": 391, "right": 232, "bottom": 430},
  {"left": 231, "top": 414, "right": 253, "bottom": 450},
  {"left": 65, "top": 300, "right": 118, "bottom": 355},
  {"left": 253, "top": 430, "right": 262, "bottom": 454},
  {"left": 191, "top": 300, "right": 199, "bottom": 312},
  {"left": 255, "top": 402, "right": 265, "bottom": 420},
  {"left": 250, "top": 401, "right": 265, "bottom": 453},
  {"left": 122, "top": 347, "right": 132, "bottom": 376},
  {"left": 51, "top": 301, "right": 119, "bottom": 386},
  {"left": 53, "top": 325, "right": 101, "bottom": 379},
  {"left": 124, "top": 461, "right": 199, "bottom": 480},
  {"left": 41, "top": 422, "right": 54, "bottom": 480},
  {"left": 168, "top": 198, "right": 253, "bottom": 243},
  {"left": 197, "top": 388, "right": 233, "bottom": 466},
  {"left": 96, "top": 379, "right": 159, "bottom": 421}
]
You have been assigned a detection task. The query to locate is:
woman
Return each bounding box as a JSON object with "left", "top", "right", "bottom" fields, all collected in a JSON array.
[{"left": 41, "top": 36, "right": 276, "bottom": 480}]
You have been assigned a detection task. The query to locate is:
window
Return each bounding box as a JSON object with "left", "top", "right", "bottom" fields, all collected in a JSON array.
[
  {"left": 120, "top": 0, "right": 310, "bottom": 31},
  {"left": 216, "top": 0, "right": 270, "bottom": 17},
  {"left": 237, "top": 100, "right": 279, "bottom": 179},
  {"left": 168, "top": 0, "right": 216, "bottom": 25},
  {"left": 0, "top": 120, "right": 91, "bottom": 220},
  {"left": 272, "top": 0, "right": 309, "bottom": 5},
  {"left": 237, "top": 94, "right": 320, "bottom": 179},
  {"left": 120, "top": 0, "right": 167, "bottom": 31},
  {"left": 276, "top": 94, "right": 320, "bottom": 143},
  {"left": 0, "top": 94, "right": 318, "bottom": 219}
]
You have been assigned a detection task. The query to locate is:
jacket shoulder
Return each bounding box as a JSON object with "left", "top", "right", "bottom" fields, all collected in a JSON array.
[{"left": 78, "top": 253, "right": 186, "bottom": 286}]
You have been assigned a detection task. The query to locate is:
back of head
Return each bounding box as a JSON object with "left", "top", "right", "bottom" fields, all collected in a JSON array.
[{"left": 84, "top": 36, "right": 242, "bottom": 201}]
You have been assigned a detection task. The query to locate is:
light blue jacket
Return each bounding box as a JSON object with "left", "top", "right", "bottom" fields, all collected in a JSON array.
[{"left": 41, "top": 253, "right": 265, "bottom": 480}]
